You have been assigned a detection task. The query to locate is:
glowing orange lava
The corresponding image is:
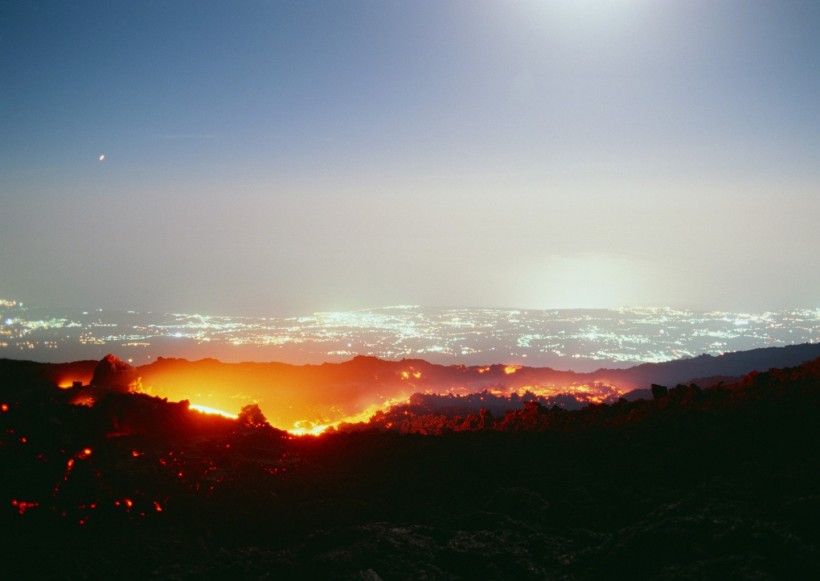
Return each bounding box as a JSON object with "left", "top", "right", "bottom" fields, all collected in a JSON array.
[
  {"left": 57, "top": 379, "right": 83, "bottom": 389},
  {"left": 189, "top": 404, "right": 238, "bottom": 420},
  {"left": 289, "top": 421, "right": 332, "bottom": 437},
  {"left": 130, "top": 359, "right": 623, "bottom": 438},
  {"left": 288, "top": 392, "right": 412, "bottom": 436},
  {"left": 69, "top": 393, "right": 96, "bottom": 407},
  {"left": 486, "top": 382, "right": 622, "bottom": 405}
]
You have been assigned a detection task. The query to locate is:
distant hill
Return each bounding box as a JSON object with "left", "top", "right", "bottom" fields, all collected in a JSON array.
[
  {"left": 593, "top": 342, "right": 820, "bottom": 391},
  {"left": 3, "top": 342, "right": 820, "bottom": 430},
  {"left": 0, "top": 358, "right": 98, "bottom": 392},
  {"left": 141, "top": 343, "right": 820, "bottom": 427}
]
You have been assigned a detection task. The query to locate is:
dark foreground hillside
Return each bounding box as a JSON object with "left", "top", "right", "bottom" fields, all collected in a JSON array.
[{"left": 2, "top": 358, "right": 820, "bottom": 580}]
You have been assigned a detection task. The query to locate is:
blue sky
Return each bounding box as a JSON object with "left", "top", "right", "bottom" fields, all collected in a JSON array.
[{"left": 2, "top": 0, "right": 819, "bottom": 315}]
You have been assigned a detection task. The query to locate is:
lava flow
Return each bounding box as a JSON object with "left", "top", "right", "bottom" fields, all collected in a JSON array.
[
  {"left": 189, "top": 404, "right": 238, "bottom": 420},
  {"left": 60, "top": 355, "right": 627, "bottom": 437}
]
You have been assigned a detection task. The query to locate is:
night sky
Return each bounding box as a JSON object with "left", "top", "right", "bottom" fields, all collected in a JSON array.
[{"left": 2, "top": 0, "right": 819, "bottom": 316}]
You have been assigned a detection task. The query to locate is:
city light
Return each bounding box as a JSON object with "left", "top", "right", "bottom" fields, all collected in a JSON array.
[{"left": 1, "top": 299, "right": 818, "bottom": 368}]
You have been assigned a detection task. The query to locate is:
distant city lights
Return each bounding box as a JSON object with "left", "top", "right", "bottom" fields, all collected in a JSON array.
[{"left": 1, "top": 298, "right": 819, "bottom": 368}]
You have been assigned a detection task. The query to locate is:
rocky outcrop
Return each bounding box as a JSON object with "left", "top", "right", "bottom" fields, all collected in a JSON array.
[{"left": 90, "top": 354, "right": 141, "bottom": 393}]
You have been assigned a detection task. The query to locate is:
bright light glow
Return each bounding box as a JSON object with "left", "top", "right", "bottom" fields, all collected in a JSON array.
[
  {"left": 189, "top": 403, "right": 238, "bottom": 420},
  {"left": 288, "top": 392, "right": 412, "bottom": 436},
  {"left": 289, "top": 420, "right": 332, "bottom": 437},
  {"left": 57, "top": 378, "right": 84, "bottom": 389},
  {"left": 517, "top": 253, "right": 661, "bottom": 310},
  {"left": 525, "top": 0, "right": 648, "bottom": 29},
  {"left": 98, "top": 154, "right": 105, "bottom": 161}
]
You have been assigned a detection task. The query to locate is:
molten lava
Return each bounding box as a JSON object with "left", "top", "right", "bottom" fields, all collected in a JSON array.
[
  {"left": 68, "top": 393, "right": 96, "bottom": 407},
  {"left": 189, "top": 404, "right": 238, "bottom": 420},
  {"left": 289, "top": 392, "right": 412, "bottom": 436},
  {"left": 289, "top": 421, "right": 332, "bottom": 437},
  {"left": 122, "top": 356, "right": 625, "bottom": 437},
  {"left": 57, "top": 379, "right": 84, "bottom": 389}
]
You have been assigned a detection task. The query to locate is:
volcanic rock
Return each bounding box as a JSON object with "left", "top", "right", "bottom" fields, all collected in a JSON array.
[{"left": 91, "top": 354, "right": 141, "bottom": 393}]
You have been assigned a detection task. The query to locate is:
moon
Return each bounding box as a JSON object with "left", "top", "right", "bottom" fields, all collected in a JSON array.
[{"left": 98, "top": 154, "right": 106, "bottom": 162}]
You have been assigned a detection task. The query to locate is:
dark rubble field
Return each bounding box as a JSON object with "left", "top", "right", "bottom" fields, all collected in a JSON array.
[{"left": 2, "top": 357, "right": 820, "bottom": 580}]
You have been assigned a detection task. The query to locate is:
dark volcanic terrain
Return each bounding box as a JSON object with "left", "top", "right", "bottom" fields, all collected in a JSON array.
[{"left": 2, "top": 351, "right": 820, "bottom": 579}]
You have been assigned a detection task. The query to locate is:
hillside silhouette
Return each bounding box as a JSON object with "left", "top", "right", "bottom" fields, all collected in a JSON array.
[
  {"left": 21, "top": 342, "right": 820, "bottom": 430},
  {"left": 2, "top": 350, "right": 820, "bottom": 578}
]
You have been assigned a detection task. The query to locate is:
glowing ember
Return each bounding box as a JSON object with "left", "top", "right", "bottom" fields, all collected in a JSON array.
[
  {"left": 113, "top": 498, "right": 136, "bottom": 512},
  {"left": 69, "top": 393, "right": 96, "bottom": 407},
  {"left": 484, "top": 382, "right": 623, "bottom": 405},
  {"left": 189, "top": 403, "right": 238, "bottom": 420},
  {"left": 1, "top": 403, "right": 8, "bottom": 412},
  {"left": 11, "top": 499, "right": 39, "bottom": 515},
  {"left": 504, "top": 365, "right": 522, "bottom": 375}
]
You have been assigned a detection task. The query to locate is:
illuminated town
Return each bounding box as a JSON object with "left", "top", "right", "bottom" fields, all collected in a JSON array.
[{"left": 2, "top": 298, "right": 818, "bottom": 369}]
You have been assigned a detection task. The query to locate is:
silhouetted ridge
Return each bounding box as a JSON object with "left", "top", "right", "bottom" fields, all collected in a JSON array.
[
  {"left": 593, "top": 342, "right": 820, "bottom": 389},
  {"left": 5, "top": 343, "right": 820, "bottom": 432},
  {"left": 127, "top": 342, "right": 820, "bottom": 429},
  {"left": 338, "top": 357, "right": 820, "bottom": 435},
  {"left": 0, "top": 358, "right": 97, "bottom": 392}
]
